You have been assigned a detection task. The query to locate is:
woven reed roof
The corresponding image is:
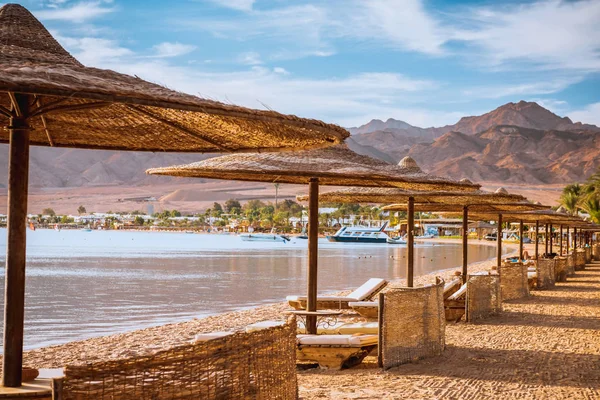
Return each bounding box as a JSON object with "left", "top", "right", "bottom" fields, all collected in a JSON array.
[
  {"left": 146, "top": 145, "right": 481, "bottom": 191},
  {"left": 444, "top": 210, "right": 582, "bottom": 224},
  {"left": 384, "top": 203, "right": 550, "bottom": 213},
  {"left": 0, "top": 4, "right": 348, "bottom": 152},
  {"left": 297, "top": 186, "right": 525, "bottom": 204}
]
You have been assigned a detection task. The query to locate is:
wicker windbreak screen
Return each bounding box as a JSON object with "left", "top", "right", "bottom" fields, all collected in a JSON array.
[
  {"left": 585, "top": 247, "right": 592, "bottom": 264},
  {"left": 593, "top": 245, "right": 600, "bottom": 261},
  {"left": 575, "top": 249, "right": 586, "bottom": 270},
  {"left": 466, "top": 273, "right": 501, "bottom": 322},
  {"left": 500, "top": 261, "right": 529, "bottom": 300},
  {"left": 378, "top": 278, "right": 445, "bottom": 370},
  {"left": 555, "top": 257, "right": 567, "bottom": 282},
  {"left": 536, "top": 259, "right": 556, "bottom": 289},
  {"left": 566, "top": 254, "right": 575, "bottom": 276},
  {"left": 55, "top": 317, "right": 297, "bottom": 400}
]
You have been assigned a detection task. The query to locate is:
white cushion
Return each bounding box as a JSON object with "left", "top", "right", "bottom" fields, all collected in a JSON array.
[
  {"left": 287, "top": 295, "right": 357, "bottom": 302},
  {"left": 296, "top": 321, "right": 346, "bottom": 334},
  {"left": 337, "top": 322, "right": 378, "bottom": 335},
  {"left": 193, "top": 331, "right": 232, "bottom": 342},
  {"left": 447, "top": 283, "right": 467, "bottom": 300},
  {"left": 297, "top": 334, "right": 378, "bottom": 347},
  {"left": 245, "top": 320, "right": 285, "bottom": 332},
  {"left": 347, "top": 278, "right": 387, "bottom": 301},
  {"left": 527, "top": 272, "right": 537, "bottom": 279},
  {"left": 348, "top": 301, "right": 378, "bottom": 308}
]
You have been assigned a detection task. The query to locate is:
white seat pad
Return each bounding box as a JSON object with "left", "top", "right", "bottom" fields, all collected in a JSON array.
[
  {"left": 348, "top": 301, "right": 378, "bottom": 308},
  {"left": 297, "top": 334, "right": 378, "bottom": 347}
]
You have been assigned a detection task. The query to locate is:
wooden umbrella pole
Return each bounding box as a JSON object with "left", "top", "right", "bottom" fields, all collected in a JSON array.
[
  {"left": 497, "top": 214, "right": 502, "bottom": 268},
  {"left": 519, "top": 220, "right": 524, "bottom": 261},
  {"left": 545, "top": 224, "right": 549, "bottom": 255},
  {"left": 407, "top": 197, "right": 415, "bottom": 287},
  {"left": 560, "top": 225, "right": 563, "bottom": 255},
  {"left": 566, "top": 227, "right": 570, "bottom": 253},
  {"left": 3, "top": 93, "right": 31, "bottom": 387},
  {"left": 574, "top": 227, "right": 577, "bottom": 249},
  {"left": 535, "top": 220, "right": 539, "bottom": 261},
  {"left": 306, "top": 177, "right": 319, "bottom": 334},
  {"left": 462, "top": 206, "right": 468, "bottom": 284},
  {"left": 549, "top": 224, "right": 553, "bottom": 254}
]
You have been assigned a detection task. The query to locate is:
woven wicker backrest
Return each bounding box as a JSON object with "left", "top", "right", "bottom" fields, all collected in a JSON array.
[
  {"left": 56, "top": 317, "right": 297, "bottom": 400},
  {"left": 536, "top": 259, "right": 555, "bottom": 289},
  {"left": 585, "top": 247, "right": 592, "bottom": 263},
  {"left": 499, "top": 261, "right": 529, "bottom": 300},
  {"left": 378, "top": 278, "right": 445, "bottom": 370},
  {"left": 466, "top": 273, "right": 501, "bottom": 322}
]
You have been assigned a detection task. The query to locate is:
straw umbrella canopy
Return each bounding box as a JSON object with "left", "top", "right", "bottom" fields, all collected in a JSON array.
[
  {"left": 297, "top": 185, "right": 543, "bottom": 283},
  {"left": 0, "top": 3, "right": 350, "bottom": 387},
  {"left": 148, "top": 152, "right": 479, "bottom": 334},
  {"left": 444, "top": 210, "right": 581, "bottom": 263}
]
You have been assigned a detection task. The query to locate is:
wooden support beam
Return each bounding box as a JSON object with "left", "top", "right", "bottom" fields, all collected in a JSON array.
[
  {"left": 549, "top": 224, "right": 553, "bottom": 254},
  {"left": 3, "top": 93, "right": 31, "bottom": 387},
  {"left": 560, "top": 225, "right": 563, "bottom": 255},
  {"left": 462, "top": 206, "right": 468, "bottom": 284},
  {"left": 519, "top": 220, "right": 524, "bottom": 260},
  {"left": 407, "top": 197, "right": 415, "bottom": 287},
  {"left": 306, "top": 177, "right": 319, "bottom": 334},
  {"left": 535, "top": 220, "right": 539, "bottom": 261},
  {"left": 497, "top": 214, "right": 502, "bottom": 268}
]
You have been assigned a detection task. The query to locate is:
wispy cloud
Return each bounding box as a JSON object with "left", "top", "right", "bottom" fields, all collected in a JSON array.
[
  {"left": 461, "top": 77, "right": 584, "bottom": 99},
  {"left": 569, "top": 102, "right": 600, "bottom": 126},
  {"left": 35, "top": 1, "right": 115, "bottom": 23},
  {"left": 208, "top": 0, "right": 255, "bottom": 12},
  {"left": 238, "top": 51, "right": 262, "bottom": 65},
  {"left": 152, "top": 42, "right": 197, "bottom": 58},
  {"left": 454, "top": 0, "right": 600, "bottom": 71}
]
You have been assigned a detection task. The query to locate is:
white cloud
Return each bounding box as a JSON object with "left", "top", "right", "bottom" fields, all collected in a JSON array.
[
  {"left": 273, "top": 67, "right": 289, "bottom": 75},
  {"left": 35, "top": 2, "right": 115, "bottom": 23},
  {"left": 208, "top": 0, "right": 255, "bottom": 11},
  {"left": 56, "top": 35, "right": 133, "bottom": 65},
  {"left": 238, "top": 52, "right": 262, "bottom": 65},
  {"left": 461, "top": 77, "right": 584, "bottom": 99},
  {"left": 569, "top": 103, "right": 600, "bottom": 126},
  {"left": 152, "top": 42, "right": 196, "bottom": 58},
  {"left": 454, "top": 0, "right": 600, "bottom": 71}
]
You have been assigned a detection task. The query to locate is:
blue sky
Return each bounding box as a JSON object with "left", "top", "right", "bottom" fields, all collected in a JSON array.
[{"left": 12, "top": 0, "right": 600, "bottom": 128}]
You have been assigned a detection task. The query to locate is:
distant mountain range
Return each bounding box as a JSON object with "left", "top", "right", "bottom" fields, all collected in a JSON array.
[
  {"left": 347, "top": 101, "right": 600, "bottom": 184},
  {"left": 0, "top": 100, "right": 598, "bottom": 190}
]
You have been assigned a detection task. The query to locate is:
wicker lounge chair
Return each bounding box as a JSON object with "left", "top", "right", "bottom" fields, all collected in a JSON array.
[
  {"left": 444, "top": 282, "right": 467, "bottom": 321},
  {"left": 287, "top": 278, "right": 387, "bottom": 310},
  {"left": 296, "top": 334, "right": 378, "bottom": 369}
]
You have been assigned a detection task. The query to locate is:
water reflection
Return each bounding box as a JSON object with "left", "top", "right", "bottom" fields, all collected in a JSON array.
[{"left": 0, "top": 229, "right": 497, "bottom": 349}]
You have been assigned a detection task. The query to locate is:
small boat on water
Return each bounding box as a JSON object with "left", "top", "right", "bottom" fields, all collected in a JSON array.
[
  {"left": 240, "top": 233, "right": 290, "bottom": 243},
  {"left": 327, "top": 222, "right": 393, "bottom": 244},
  {"left": 386, "top": 236, "right": 406, "bottom": 244}
]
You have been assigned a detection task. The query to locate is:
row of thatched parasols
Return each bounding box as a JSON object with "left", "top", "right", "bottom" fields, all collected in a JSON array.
[{"left": 1, "top": 3, "right": 599, "bottom": 388}]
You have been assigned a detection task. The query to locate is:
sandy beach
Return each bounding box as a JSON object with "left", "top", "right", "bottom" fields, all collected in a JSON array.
[{"left": 11, "top": 240, "right": 600, "bottom": 399}]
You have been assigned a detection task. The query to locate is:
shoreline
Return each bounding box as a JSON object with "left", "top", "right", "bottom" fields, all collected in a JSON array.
[{"left": 18, "top": 239, "right": 518, "bottom": 369}]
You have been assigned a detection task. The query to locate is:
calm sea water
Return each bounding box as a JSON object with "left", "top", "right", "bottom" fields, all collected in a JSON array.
[{"left": 0, "top": 229, "right": 498, "bottom": 350}]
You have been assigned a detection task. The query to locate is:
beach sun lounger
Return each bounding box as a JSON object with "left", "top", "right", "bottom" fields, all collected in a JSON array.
[
  {"left": 287, "top": 278, "right": 387, "bottom": 310},
  {"left": 444, "top": 282, "right": 467, "bottom": 321},
  {"left": 349, "top": 278, "right": 461, "bottom": 319},
  {"left": 296, "top": 334, "right": 378, "bottom": 369}
]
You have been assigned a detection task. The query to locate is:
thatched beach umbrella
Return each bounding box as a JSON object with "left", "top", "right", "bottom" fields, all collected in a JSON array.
[
  {"left": 298, "top": 185, "right": 541, "bottom": 284},
  {"left": 148, "top": 151, "right": 479, "bottom": 333},
  {"left": 0, "top": 3, "right": 350, "bottom": 387},
  {"left": 381, "top": 191, "right": 546, "bottom": 283},
  {"left": 450, "top": 210, "right": 581, "bottom": 264}
]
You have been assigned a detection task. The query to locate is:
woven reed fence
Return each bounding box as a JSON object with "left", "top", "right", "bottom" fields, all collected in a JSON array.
[
  {"left": 466, "top": 273, "right": 501, "bottom": 322},
  {"left": 575, "top": 249, "right": 586, "bottom": 270},
  {"left": 585, "top": 247, "right": 592, "bottom": 264},
  {"left": 566, "top": 254, "right": 575, "bottom": 276},
  {"left": 53, "top": 317, "right": 297, "bottom": 400},
  {"left": 378, "top": 278, "right": 445, "bottom": 370},
  {"left": 593, "top": 245, "right": 600, "bottom": 261},
  {"left": 555, "top": 257, "right": 567, "bottom": 282},
  {"left": 536, "top": 259, "right": 555, "bottom": 289},
  {"left": 499, "top": 261, "right": 529, "bottom": 301}
]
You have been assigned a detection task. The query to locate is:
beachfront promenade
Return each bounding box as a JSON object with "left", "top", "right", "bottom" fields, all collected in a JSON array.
[{"left": 299, "top": 260, "right": 600, "bottom": 399}]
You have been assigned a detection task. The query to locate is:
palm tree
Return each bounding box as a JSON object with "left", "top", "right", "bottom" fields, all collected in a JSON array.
[
  {"left": 580, "top": 196, "right": 600, "bottom": 223},
  {"left": 560, "top": 184, "right": 582, "bottom": 215}
]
